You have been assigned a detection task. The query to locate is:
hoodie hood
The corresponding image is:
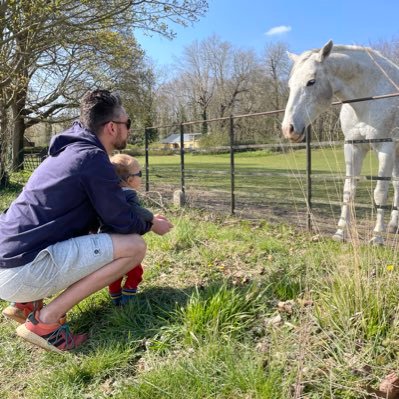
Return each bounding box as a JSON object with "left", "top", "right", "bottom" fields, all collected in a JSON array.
[
  {"left": 0, "top": 120, "right": 151, "bottom": 269},
  {"left": 49, "top": 121, "right": 106, "bottom": 156}
]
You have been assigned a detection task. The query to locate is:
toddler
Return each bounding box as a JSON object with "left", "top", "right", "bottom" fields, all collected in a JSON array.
[{"left": 107, "top": 153, "right": 154, "bottom": 305}]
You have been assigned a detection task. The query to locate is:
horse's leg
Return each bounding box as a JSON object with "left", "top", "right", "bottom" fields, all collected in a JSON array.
[
  {"left": 370, "top": 142, "right": 396, "bottom": 245},
  {"left": 333, "top": 143, "right": 368, "bottom": 242},
  {"left": 387, "top": 146, "right": 399, "bottom": 233}
]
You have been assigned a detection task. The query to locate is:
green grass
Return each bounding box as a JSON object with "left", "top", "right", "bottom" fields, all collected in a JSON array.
[
  {"left": 1, "top": 153, "right": 399, "bottom": 398},
  {"left": 10, "top": 148, "right": 382, "bottom": 218},
  {"left": 133, "top": 147, "right": 384, "bottom": 226},
  {"left": 137, "top": 146, "right": 377, "bottom": 173}
]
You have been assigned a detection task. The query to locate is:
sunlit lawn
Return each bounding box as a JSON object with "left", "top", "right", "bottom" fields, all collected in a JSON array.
[
  {"left": 132, "top": 148, "right": 381, "bottom": 217},
  {"left": 7, "top": 147, "right": 383, "bottom": 228}
]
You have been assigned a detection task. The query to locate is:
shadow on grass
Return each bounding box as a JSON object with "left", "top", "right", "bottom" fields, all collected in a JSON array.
[
  {"left": 70, "top": 280, "right": 266, "bottom": 356},
  {"left": 70, "top": 285, "right": 203, "bottom": 355}
]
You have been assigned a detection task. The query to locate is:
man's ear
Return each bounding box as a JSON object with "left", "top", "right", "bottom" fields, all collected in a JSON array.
[{"left": 103, "top": 121, "right": 117, "bottom": 138}]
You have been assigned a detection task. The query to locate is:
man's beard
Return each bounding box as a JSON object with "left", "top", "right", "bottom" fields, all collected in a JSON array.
[{"left": 114, "top": 132, "right": 127, "bottom": 150}]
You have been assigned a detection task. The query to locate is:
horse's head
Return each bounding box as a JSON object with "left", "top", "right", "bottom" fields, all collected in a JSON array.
[{"left": 282, "top": 40, "right": 334, "bottom": 142}]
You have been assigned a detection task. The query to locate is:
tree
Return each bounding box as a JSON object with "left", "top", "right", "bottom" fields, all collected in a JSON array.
[
  {"left": 156, "top": 35, "right": 258, "bottom": 138},
  {"left": 0, "top": 0, "right": 208, "bottom": 180},
  {"left": 178, "top": 39, "right": 215, "bottom": 133},
  {"left": 261, "top": 42, "right": 290, "bottom": 136}
]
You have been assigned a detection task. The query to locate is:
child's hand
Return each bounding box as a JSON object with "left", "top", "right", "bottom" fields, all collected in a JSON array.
[{"left": 151, "top": 216, "right": 173, "bottom": 235}]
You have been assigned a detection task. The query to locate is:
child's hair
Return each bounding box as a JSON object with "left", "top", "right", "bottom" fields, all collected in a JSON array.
[{"left": 109, "top": 153, "right": 140, "bottom": 181}]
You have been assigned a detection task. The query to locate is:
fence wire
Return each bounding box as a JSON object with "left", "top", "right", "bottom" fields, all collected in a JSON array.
[
  {"left": 138, "top": 92, "right": 399, "bottom": 238},
  {"left": 22, "top": 91, "right": 399, "bottom": 239}
]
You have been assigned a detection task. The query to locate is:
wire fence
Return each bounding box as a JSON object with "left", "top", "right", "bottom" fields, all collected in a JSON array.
[
  {"left": 23, "top": 92, "right": 399, "bottom": 238},
  {"left": 136, "top": 92, "right": 399, "bottom": 238}
]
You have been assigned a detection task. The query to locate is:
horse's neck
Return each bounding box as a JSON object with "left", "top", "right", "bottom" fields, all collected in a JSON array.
[{"left": 326, "top": 49, "right": 399, "bottom": 101}]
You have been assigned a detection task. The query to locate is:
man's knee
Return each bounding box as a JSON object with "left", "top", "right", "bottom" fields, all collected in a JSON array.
[
  {"left": 110, "top": 234, "right": 147, "bottom": 259},
  {"left": 132, "top": 235, "right": 147, "bottom": 258}
]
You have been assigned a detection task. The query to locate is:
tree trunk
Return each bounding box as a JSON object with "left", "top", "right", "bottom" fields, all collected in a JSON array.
[
  {"left": 11, "top": 89, "right": 27, "bottom": 171},
  {"left": 201, "top": 108, "right": 208, "bottom": 134},
  {"left": 0, "top": 103, "right": 9, "bottom": 187}
]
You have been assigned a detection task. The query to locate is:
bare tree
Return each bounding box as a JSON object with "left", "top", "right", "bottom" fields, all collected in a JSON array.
[
  {"left": 0, "top": 0, "right": 208, "bottom": 179},
  {"left": 261, "top": 42, "right": 290, "bottom": 135},
  {"left": 178, "top": 39, "right": 215, "bottom": 133}
]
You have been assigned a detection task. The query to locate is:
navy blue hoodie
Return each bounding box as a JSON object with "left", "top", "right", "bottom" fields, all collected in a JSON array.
[{"left": 0, "top": 122, "right": 151, "bottom": 269}]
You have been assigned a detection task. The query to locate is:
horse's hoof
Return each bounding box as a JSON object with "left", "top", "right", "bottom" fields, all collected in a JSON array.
[
  {"left": 387, "top": 224, "right": 399, "bottom": 234},
  {"left": 369, "top": 236, "right": 385, "bottom": 246},
  {"left": 332, "top": 231, "right": 345, "bottom": 242}
]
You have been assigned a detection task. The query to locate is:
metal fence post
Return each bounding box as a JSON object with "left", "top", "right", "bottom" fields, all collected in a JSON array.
[
  {"left": 306, "top": 125, "right": 312, "bottom": 232},
  {"left": 179, "top": 123, "right": 186, "bottom": 202},
  {"left": 229, "top": 115, "right": 235, "bottom": 215},
  {"left": 144, "top": 128, "right": 149, "bottom": 192}
]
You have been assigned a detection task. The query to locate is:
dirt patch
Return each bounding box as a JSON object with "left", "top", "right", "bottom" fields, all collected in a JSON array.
[{"left": 142, "top": 183, "right": 399, "bottom": 247}]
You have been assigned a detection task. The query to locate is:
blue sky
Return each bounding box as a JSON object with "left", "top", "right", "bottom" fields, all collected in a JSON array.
[{"left": 136, "top": 0, "right": 399, "bottom": 67}]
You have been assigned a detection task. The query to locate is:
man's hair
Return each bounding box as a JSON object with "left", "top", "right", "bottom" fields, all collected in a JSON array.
[
  {"left": 110, "top": 153, "right": 140, "bottom": 181},
  {"left": 80, "top": 89, "right": 123, "bottom": 134}
]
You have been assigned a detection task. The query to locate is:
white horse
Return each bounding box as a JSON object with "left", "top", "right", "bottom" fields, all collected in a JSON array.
[{"left": 282, "top": 40, "right": 399, "bottom": 244}]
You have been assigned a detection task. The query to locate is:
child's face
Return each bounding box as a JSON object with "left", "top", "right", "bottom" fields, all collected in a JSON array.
[{"left": 126, "top": 165, "right": 142, "bottom": 190}]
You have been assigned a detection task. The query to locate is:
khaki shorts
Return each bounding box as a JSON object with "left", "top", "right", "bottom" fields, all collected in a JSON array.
[{"left": 0, "top": 233, "right": 114, "bottom": 302}]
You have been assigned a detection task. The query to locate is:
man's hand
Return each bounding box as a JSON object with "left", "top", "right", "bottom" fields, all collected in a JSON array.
[{"left": 151, "top": 215, "right": 173, "bottom": 235}]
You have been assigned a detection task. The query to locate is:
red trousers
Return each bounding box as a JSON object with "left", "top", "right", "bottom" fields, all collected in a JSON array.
[{"left": 108, "top": 263, "right": 144, "bottom": 294}]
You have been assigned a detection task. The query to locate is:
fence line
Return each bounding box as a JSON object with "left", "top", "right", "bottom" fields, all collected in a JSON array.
[
  {"left": 140, "top": 91, "right": 399, "bottom": 232},
  {"left": 23, "top": 92, "right": 399, "bottom": 232}
]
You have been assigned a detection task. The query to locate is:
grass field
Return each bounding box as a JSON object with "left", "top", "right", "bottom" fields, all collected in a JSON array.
[
  {"left": 137, "top": 145, "right": 378, "bottom": 171},
  {"left": 2, "top": 154, "right": 399, "bottom": 398},
  {"left": 131, "top": 147, "right": 385, "bottom": 237},
  {"left": 17, "top": 147, "right": 389, "bottom": 237},
  {"left": 138, "top": 146, "right": 379, "bottom": 196}
]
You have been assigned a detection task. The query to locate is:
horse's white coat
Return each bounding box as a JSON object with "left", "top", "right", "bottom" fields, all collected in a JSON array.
[{"left": 282, "top": 40, "right": 399, "bottom": 243}]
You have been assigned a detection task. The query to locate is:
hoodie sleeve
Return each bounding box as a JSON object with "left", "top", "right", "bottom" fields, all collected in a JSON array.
[
  {"left": 124, "top": 190, "right": 154, "bottom": 222},
  {"left": 79, "top": 151, "right": 152, "bottom": 235}
]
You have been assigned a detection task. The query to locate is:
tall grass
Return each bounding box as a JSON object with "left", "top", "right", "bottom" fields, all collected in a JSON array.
[
  {"left": 152, "top": 283, "right": 267, "bottom": 349},
  {"left": 2, "top": 165, "right": 399, "bottom": 398}
]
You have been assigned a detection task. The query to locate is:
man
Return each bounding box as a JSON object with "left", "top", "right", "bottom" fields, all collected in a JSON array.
[{"left": 0, "top": 89, "right": 173, "bottom": 353}]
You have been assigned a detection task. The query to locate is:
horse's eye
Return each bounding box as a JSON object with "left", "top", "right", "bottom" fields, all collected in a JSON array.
[{"left": 306, "top": 79, "right": 316, "bottom": 86}]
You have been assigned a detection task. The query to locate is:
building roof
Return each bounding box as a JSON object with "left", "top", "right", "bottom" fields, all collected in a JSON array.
[{"left": 160, "top": 133, "right": 201, "bottom": 144}]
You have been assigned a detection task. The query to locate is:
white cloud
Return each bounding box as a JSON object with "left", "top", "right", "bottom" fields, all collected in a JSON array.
[{"left": 265, "top": 25, "right": 292, "bottom": 36}]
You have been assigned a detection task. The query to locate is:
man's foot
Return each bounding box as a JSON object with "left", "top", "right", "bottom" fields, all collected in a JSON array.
[
  {"left": 2, "top": 300, "right": 44, "bottom": 324},
  {"left": 121, "top": 288, "right": 137, "bottom": 305},
  {"left": 16, "top": 311, "right": 88, "bottom": 353}
]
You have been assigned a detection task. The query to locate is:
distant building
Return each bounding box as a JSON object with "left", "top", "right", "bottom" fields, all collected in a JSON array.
[{"left": 160, "top": 133, "right": 201, "bottom": 149}]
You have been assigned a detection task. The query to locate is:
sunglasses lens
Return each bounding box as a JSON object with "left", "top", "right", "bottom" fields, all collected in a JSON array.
[
  {"left": 138, "top": 170, "right": 142, "bottom": 177},
  {"left": 127, "top": 118, "right": 131, "bottom": 129}
]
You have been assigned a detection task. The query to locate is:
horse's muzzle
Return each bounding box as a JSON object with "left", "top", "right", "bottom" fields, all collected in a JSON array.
[{"left": 282, "top": 124, "right": 306, "bottom": 143}]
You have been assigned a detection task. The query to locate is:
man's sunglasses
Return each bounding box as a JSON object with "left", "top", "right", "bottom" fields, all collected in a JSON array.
[{"left": 105, "top": 118, "right": 131, "bottom": 130}]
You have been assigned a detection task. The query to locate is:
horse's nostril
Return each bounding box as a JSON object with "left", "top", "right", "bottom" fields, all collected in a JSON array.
[{"left": 289, "top": 124, "right": 294, "bottom": 134}]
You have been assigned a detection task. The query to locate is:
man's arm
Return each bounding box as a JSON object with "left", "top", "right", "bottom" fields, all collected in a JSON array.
[{"left": 80, "top": 152, "right": 151, "bottom": 235}]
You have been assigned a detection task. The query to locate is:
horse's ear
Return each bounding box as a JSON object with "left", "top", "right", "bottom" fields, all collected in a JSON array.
[
  {"left": 318, "top": 40, "right": 333, "bottom": 62},
  {"left": 287, "top": 51, "right": 299, "bottom": 63}
]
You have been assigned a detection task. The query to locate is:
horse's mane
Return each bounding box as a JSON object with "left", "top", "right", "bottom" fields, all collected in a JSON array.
[{"left": 291, "top": 44, "right": 391, "bottom": 76}]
